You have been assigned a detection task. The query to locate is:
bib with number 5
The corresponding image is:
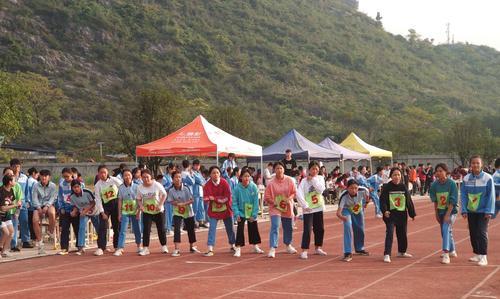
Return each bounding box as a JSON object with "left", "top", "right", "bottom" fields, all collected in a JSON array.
[
  {"left": 467, "top": 192, "right": 482, "bottom": 212},
  {"left": 389, "top": 193, "right": 406, "bottom": 211},
  {"left": 436, "top": 192, "right": 449, "bottom": 210},
  {"left": 101, "top": 185, "right": 118, "bottom": 204},
  {"left": 121, "top": 199, "right": 137, "bottom": 215},
  {"left": 143, "top": 198, "right": 160, "bottom": 215},
  {"left": 305, "top": 191, "right": 324, "bottom": 209}
]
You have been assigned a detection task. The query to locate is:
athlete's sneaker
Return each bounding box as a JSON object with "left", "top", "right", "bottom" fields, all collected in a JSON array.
[
  {"left": 2, "top": 251, "right": 12, "bottom": 258},
  {"left": 171, "top": 250, "right": 181, "bottom": 257},
  {"left": 136, "top": 247, "right": 143, "bottom": 253},
  {"left": 397, "top": 252, "right": 413, "bottom": 258},
  {"left": 343, "top": 253, "right": 353, "bottom": 262},
  {"left": 267, "top": 248, "right": 276, "bottom": 258},
  {"left": 233, "top": 247, "right": 241, "bottom": 257},
  {"left": 76, "top": 248, "right": 85, "bottom": 256},
  {"left": 469, "top": 255, "right": 481, "bottom": 262},
  {"left": 94, "top": 248, "right": 104, "bottom": 256},
  {"left": 300, "top": 252, "right": 308, "bottom": 259},
  {"left": 315, "top": 248, "right": 327, "bottom": 256},
  {"left": 38, "top": 245, "right": 46, "bottom": 255},
  {"left": 113, "top": 249, "right": 123, "bottom": 256},
  {"left": 161, "top": 245, "right": 169, "bottom": 254},
  {"left": 286, "top": 245, "right": 297, "bottom": 254},
  {"left": 355, "top": 250, "right": 370, "bottom": 256},
  {"left": 478, "top": 255, "right": 488, "bottom": 267},
  {"left": 441, "top": 253, "right": 450, "bottom": 264},
  {"left": 449, "top": 251, "right": 458, "bottom": 258},
  {"left": 190, "top": 246, "right": 201, "bottom": 253},
  {"left": 139, "top": 247, "right": 150, "bottom": 256},
  {"left": 253, "top": 245, "right": 264, "bottom": 254},
  {"left": 383, "top": 255, "right": 391, "bottom": 263},
  {"left": 204, "top": 250, "right": 214, "bottom": 257},
  {"left": 57, "top": 250, "right": 68, "bottom": 256},
  {"left": 229, "top": 245, "right": 236, "bottom": 252}
]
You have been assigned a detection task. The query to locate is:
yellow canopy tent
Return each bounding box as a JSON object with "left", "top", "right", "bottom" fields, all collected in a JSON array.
[{"left": 340, "top": 132, "right": 393, "bottom": 169}]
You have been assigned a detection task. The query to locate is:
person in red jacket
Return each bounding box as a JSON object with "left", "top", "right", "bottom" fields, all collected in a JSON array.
[
  {"left": 203, "top": 166, "right": 236, "bottom": 256},
  {"left": 417, "top": 164, "right": 427, "bottom": 196}
]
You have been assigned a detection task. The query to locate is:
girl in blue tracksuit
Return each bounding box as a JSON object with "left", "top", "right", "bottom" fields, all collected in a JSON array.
[
  {"left": 367, "top": 167, "right": 384, "bottom": 218},
  {"left": 429, "top": 163, "right": 458, "bottom": 264},
  {"left": 336, "top": 179, "right": 370, "bottom": 262},
  {"left": 115, "top": 169, "right": 142, "bottom": 256},
  {"left": 232, "top": 169, "right": 263, "bottom": 257},
  {"left": 461, "top": 156, "right": 496, "bottom": 267}
]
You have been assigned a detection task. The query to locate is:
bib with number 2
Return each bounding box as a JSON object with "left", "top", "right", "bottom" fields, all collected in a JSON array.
[
  {"left": 389, "top": 193, "right": 406, "bottom": 211},
  {"left": 436, "top": 192, "right": 449, "bottom": 210}
]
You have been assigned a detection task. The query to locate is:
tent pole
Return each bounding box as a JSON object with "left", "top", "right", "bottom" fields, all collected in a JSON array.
[
  {"left": 216, "top": 148, "right": 219, "bottom": 167},
  {"left": 370, "top": 158, "right": 373, "bottom": 174}
]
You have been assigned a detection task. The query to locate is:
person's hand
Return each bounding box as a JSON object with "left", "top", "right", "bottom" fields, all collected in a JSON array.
[
  {"left": 462, "top": 213, "right": 467, "bottom": 220},
  {"left": 485, "top": 214, "right": 492, "bottom": 220},
  {"left": 17, "top": 201, "right": 22, "bottom": 208},
  {"left": 443, "top": 214, "right": 451, "bottom": 224},
  {"left": 118, "top": 214, "right": 122, "bottom": 222},
  {"left": 384, "top": 211, "right": 390, "bottom": 218},
  {"left": 411, "top": 217, "right": 415, "bottom": 221},
  {"left": 237, "top": 216, "right": 241, "bottom": 222},
  {"left": 42, "top": 206, "right": 48, "bottom": 214},
  {"left": 101, "top": 213, "right": 108, "bottom": 221},
  {"left": 303, "top": 207, "right": 312, "bottom": 213},
  {"left": 70, "top": 210, "right": 78, "bottom": 218},
  {"left": 337, "top": 215, "right": 347, "bottom": 222},
  {"left": 136, "top": 212, "right": 141, "bottom": 220},
  {"left": 209, "top": 196, "right": 215, "bottom": 201}
]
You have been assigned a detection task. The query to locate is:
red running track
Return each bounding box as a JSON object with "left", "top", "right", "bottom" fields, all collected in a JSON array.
[{"left": 0, "top": 199, "right": 498, "bottom": 299}]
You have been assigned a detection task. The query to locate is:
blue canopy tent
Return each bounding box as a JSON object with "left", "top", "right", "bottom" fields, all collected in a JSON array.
[{"left": 248, "top": 129, "right": 341, "bottom": 162}]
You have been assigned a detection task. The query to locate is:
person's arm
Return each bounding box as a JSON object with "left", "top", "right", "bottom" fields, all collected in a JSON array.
[
  {"left": 182, "top": 173, "right": 195, "bottom": 187},
  {"left": 485, "top": 178, "right": 496, "bottom": 217},
  {"left": 203, "top": 183, "right": 212, "bottom": 202},
  {"left": 336, "top": 196, "right": 347, "bottom": 221},
  {"left": 263, "top": 183, "right": 274, "bottom": 205},
  {"left": 380, "top": 184, "right": 389, "bottom": 216},
  {"left": 460, "top": 179, "right": 468, "bottom": 216},
  {"left": 158, "top": 183, "right": 167, "bottom": 208},
  {"left": 231, "top": 187, "right": 240, "bottom": 219},
  {"left": 47, "top": 184, "right": 58, "bottom": 207},
  {"left": 313, "top": 176, "right": 326, "bottom": 195},
  {"left": 406, "top": 188, "right": 416, "bottom": 219},
  {"left": 296, "top": 179, "right": 309, "bottom": 209},
  {"left": 252, "top": 184, "right": 259, "bottom": 219},
  {"left": 32, "top": 184, "right": 41, "bottom": 210}
]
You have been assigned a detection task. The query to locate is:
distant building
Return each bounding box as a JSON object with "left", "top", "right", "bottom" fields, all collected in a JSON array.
[{"left": 1, "top": 144, "right": 57, "bottom": 162}]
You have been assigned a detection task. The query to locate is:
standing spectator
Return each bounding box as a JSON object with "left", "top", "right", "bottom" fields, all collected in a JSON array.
[
  {"left": 25, "top": 167, "right": 39, "bottom": 246},
  {"left": 9, "top": 159, "right": 28, "bottom": 252},
  {"left": 282, "top": 149, "right": 298, "bottom": 177},
  {"left": 409, "top": 166, "right": 418, "bottom": 196},
  {"left": 162, "top": 163, "right": 175, "bottom": 235},
  {"left": 382, "top": 164, "right": 391, "bottom": 183},
  {"left": 192, "top": 160, "right": 207, "bottom": 228},
  {"left": 417, "top": 164, "right": 427, "bottom": 196},
  {"left": 263, "top": 163, "right": 274, "bottom": 186},
  {"left": 58, "top": 168, "right": 81, "bottom": 254},
  {"left": 221, "top": 153, "right": 237, "bottom": 178},
  {"left": 425, "top": 163, "right": 435, "bottom": 195},
  {"left": 32, "top": 170, "right": 58, "bottom": 255}
]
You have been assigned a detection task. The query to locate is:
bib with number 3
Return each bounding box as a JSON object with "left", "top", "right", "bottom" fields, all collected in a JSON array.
[
  {"left": 305, "top": 191, "right": 324, "bottom": 209},
  {"left": 275, "top": 195, "right": 288, "bottom": 213},
  {"left": 121, "top": 199, "right": 137, "bottom": 215},
  {"left": 211, "top": 201, "right": 227, "bottom": 213},
  {"left": 436, "top": 192, "right": 449, "bottom": 210},
  {"left": 244, "top": 203, "right": 253, "bottom": 218},
  {"left": 174, "top": 204, "right": 189, "bottom": 218},
  {"left": 389, "top": 193, "right": 406, "bottom": 211},
  {"left": 467, "top": 192, "right": 482, "bottom": 212},
  {"left": 143, "top": 198, "right": 160, "bottom": 214},
  {"left": 101, "top": 185, "right": 118, "bottom": 204}
]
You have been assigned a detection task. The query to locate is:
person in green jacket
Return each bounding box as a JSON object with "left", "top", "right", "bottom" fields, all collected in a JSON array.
[{"left": 232, "top": 169, "right": 263, "bottom": 257}]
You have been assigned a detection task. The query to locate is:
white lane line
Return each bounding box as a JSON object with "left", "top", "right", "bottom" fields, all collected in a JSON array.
[{"left": 461, "top": 266, "right": 500, "bottom": 299}]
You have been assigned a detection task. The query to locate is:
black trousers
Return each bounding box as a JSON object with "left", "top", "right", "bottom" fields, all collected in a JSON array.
[
  {"left": 467, "top": 213, "right": 489, "bottom": 255},
  {"left": 235, "top": 218, "right": 261, "bottom": 247},
  {"left": 59, "top": 212, "right": 79, "bottom": 250},
  {"left": 384, "top": 212, "right": 408, "bottom": 255},
  {"left": 28, "top": 210, "right": 36, "bottom": 241},
  {"left": 143, "top": 212, "right": 166, "bottom": 247},
  {"left": 98, "top": 199, "right": 120, "bottom": 249},
  {"left": 301, "top": 211, "right": 324, "bottom": 249},
  {"left": 173, "top": 215, "right": 196, "bottom": 244}
]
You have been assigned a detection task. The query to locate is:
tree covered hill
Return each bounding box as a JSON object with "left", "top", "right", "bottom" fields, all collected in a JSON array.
[{"left": 0, "top": 0, "right": 498, "bottom": 160}]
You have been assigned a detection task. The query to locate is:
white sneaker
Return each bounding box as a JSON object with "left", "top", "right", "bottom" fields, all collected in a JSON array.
[
  {"left": 267, "top": 248, "right": 276, "bottom": 258},
  {"left": 2, "top": 251, "right": 12, "bottom": 258},
  {"left": 286, "top": 245, "right": 297, "bottom": 254},
  {"left": 139, "top": 247, "right": 150, "bottom": 256},
  {"left": 441, "top": 253, "right": 450, "bottom": 264},
  {"left": 384, "top": 255, "right": 391, "bottom": 263},
  {"left": 469, "top": 255, "right": 481, "bottom": 262},
  {"left": 315, "top": 248, "right": 327, "bottom": 256},
  {"left": 94, "top": 248, "right": 104, "bottom": 256},
  {"left": 300, "top": 252, "right": 308, "bottom": 259},
  {"left": 38, "top": 245, "right": 46, "bottom": 255},
  {"left": 478, "top": 255, "right": 488, "bottom": 267},
  {"left": 449, "top": 251, "right": 458, "bottom": 258},
  {"left": 161, "top": 245, "right": 169, "bottom": 254},
  {"left": 56, "top": 250, "right": 68, "bottom": 256},
  {"left": 113, "top": 249, "right": 123, "bottom": 256},
  {"left": 171, "top": 249, "right": 181, "bottom": 257},
  {"left": 397, "top": 252, "right": 413, "bottom": 258},
  {"left": 253, "top": 245, "right": 264, "bottom": 254},
  {"left": 233, "top": 248, "right": 241, "bottom": 257},
  {"left": 76, "top": 248, "right": 85, "bottom": 256},
  {"left": 136, "top": 247, "right": 143, "bottom": 253}
]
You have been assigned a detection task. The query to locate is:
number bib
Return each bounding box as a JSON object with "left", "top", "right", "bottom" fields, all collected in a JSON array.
[
  {"left": 389, "top": 193, "right": 406, "bottom": 211},
  {"left": 121, "top": 199, "right": 137, "bottom": 216},
  {"left": 174, "top": 205, "right": 189, "bottom": 218},
  {"left": 275, "top": 195, "right": 288, "bottom": 213},
  {"left": 211, "top": 201, "right": 227, "bottom": 213},
  {"left": 143, "top": 198, "right": 160, "bottom": 214},
  {"left": 244, "top": 203, "right": 253, "bottom": 219},
  {"left": 350, "top": 202, "right": 362, "bottom": 215},
  {"left": 101, "top": 185, "right": 118, "bottom": 204},
  {"left": 305, "top": 191, "right": 324, "bottom": 209},
  {"left": 467, "top": 192, "right": 482, "bottom": 212},
  {"left": 436, "top": 192, "right": 449, "bottom": 210}
]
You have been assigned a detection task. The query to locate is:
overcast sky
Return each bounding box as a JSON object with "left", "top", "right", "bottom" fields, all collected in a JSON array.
[{"left": 358, "top": 0, "right": 500, "bottom": 50}]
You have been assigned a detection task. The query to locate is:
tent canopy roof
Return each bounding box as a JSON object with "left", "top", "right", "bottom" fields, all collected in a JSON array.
[
  {"left": 136, "top": 115, "right": 262, "bottom": 157},
  {"left": 340, "top": 133, "right": 392, "bottom": 158},
  {"left": 318, "top": 137, "right": 371, "bottom": 161}
]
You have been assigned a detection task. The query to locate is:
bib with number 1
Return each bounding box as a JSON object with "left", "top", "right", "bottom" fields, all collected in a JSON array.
[
  {"left": 101, "top": 185, "right": 118, "bottom": 204},
  {"left": 305, "top": 191, "right": 324, "bottom": 209},
  {"left": 244, "top": 203, "right": 254, "bottom": 218},
  {"left": 467, "top": 192, "right": 482, "bottom": 212},
  {"left": 436, "top": 192, "right": 449, "bottom": 210},
  {"left": 389, "top": 192, "right": 406, "bottom": 211},
  {"left": 121, "top": 199, "right": 137, "bottom": 215},
  {"left": 174, "top": 204, "right": 189, "bottom": 218},
  {"left": 143, "top": 198, "right": 160, "bottom": 214},
  {"left": 275, "top": 195, "right": 288, "bottom": 213},
  {"left": 212, "top": 200, "right": 227, "bottom": 212}
]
